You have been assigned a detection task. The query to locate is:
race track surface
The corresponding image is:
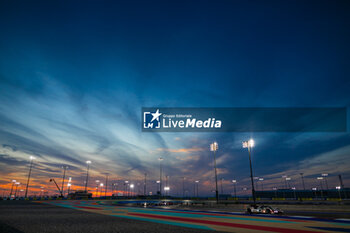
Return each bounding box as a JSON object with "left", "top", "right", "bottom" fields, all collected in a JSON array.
[{"left": 41, "top": 200, "right": 350, "bottom": 233}]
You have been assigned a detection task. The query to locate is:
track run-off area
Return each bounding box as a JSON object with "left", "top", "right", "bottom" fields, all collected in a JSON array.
[{"left": 40, "top": 200, "right": 350, "bottom": 233}]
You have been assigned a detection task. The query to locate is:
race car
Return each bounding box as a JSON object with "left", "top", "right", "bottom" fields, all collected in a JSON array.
[{"left": 246, "top": 205, "right": 283, "bottom": 214}]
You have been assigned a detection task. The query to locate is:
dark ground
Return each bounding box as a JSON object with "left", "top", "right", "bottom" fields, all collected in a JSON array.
[{"left": 0, "top": 201, "right": 218, "bottom": 233}]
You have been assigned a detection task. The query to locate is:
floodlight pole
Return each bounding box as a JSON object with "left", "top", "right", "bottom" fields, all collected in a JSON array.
[
  {"left": 211, "top": 142, "right": 219, "bottom": 204},
  {"left": 103, "top": 173, "right": 109, "bottom": 198},
  {"left": 243, "top": 140, "right": 256, "bottom": 205},
  {"left": 182, "top": 177, "right": 185, "bottom": 198},
  {"left": 61, "top": 166, "right": 68, "bottom": 197},
  {"left": 144, "top": 173, "right": 147, "bottom": 196},
  {"left": 9, "top": 180, "right": 16, "bottom": 198},
  {"left": 248, "top": 146, "right": 256, "bottom": 204},
  {"left": 300, "top": 173, "right": 306, "bottom": 190},
  {"left": 25, "top": 157, "right": 35, "bottom": 198},
  {"left": 159, "top": 157, "right": 163, "bottom": 197},
  {"left": 84, "top": 161, "right": 91, "bottom": 193}
]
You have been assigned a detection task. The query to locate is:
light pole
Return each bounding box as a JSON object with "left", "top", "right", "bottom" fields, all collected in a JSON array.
[
  {"left": 242, "top": 139, "right": 256, "bottom": 205},
  {"left": 124, "top": 181, "right": 128, "bottom": 197},
  {"left": 67, "top": 177, "right": 72, "bottom": 196},
  {"left": 312, "top": 187, "right": 317, "bottom": 198},
  {"left": 195, "top": 180, "right": 199, "bottom": 197},
  {"left": 210, "top": 142, "right": 219, "bottom": 204},
  {"left": 84, "top": 161, "right": 91, "bottom": 193},
  {"left": 317, "top": 177, "right": 324, "bottom": 199},
  {"left": 130, "top": 184, "right": 134, "bottom": 197},
  {"left": 300, "top": 173, "right": 306, "bottom": 190},
  {"left": 259, "top": 178, "right": 264, "bottom": 191},
  {"left": 182, "top": 177, "right": 186, "bottom": 198},
  {"left": 336, "top": 186, "right": 342, "bottom": 200},
  {"left": 9, "top": 180, "right": 16, "bottom": 198},
  {"left": 292, "top": 187, "right": 296, "bottom": 200},
  {"left": 220, "top": 178, "right": 224, "bottom": 195},
  {"left": 99, "top": 183, "right": 104, "bottom": 198},
  {"left": 25, "top": 156, "right": 35, "bottom": 198},
  {"left": 322, "top": 173, "right": 329, "bottom": 190},
  {"left": 67, "top": 183, "right": 71, "bottom": 197},
  {"left": 61, "top": 166, "right": 68, "bottom": 198},
  {"left": 14, "top": 182, "right": 20, "bottom": 198},
  {"left": 159, "top": 157, "right": 163, "bottom": 197},
  {"left": 103, "top": 173, "right": 109, "bottom": 198},
  {"left": 144, "top": 173, "right": 147, "bottom": 196},
  {"left": 164, "top": 186, "right": 170, "bottom": 195},
  {"left": 273, "top": 187, "right": 277, "bottom": 198},
  {"left": 112, "top": 183, "right": 117, "bottom": 196},
  {"left": 165, "top": 175, "right": 169, "bottom": 196},
  {"left": 95, "top": 180, "right": 100, "bottom": 198},
  {"left": 232, "top": 180, "right": 237, "bottom": 199},
  {"left": 286, "top": 177, "right": 291, "bottom": 189}
]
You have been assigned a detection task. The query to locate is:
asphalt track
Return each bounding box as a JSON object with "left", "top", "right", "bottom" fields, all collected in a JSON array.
[
  {"left": 0, "top": 201, "right": 219, "bottom": 233},
  {"left": 1, "top": 201, "right": 350, "bottom": 233}
]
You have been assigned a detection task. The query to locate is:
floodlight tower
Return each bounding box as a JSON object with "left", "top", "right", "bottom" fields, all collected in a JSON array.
[
  {"left": 158, "top": 157, "right": 163, "bottom": 197},
  {"left": 210, "top": 142, "right": 219, "bottom": 204},
  {"left": 25, "top": 156, "right": 36, "bottom": 198},
  {"left": 242, "top": 139, "right": 256, "bottom": 205},
  {"left": 61, "top": 166, "right": 68, "bottom": 197},
  {"left": 84, "top": 161, "right": 91, "bottom": 193}
]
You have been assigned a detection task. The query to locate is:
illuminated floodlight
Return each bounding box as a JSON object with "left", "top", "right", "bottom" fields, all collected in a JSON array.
[
  {"left": 12, "top": 180, "right": 16, "bottom": 183},
  {"left": 259, "top": 178, "right": 264, "bottom": 181},
  {"left": 86, "top": 160, "right": 91, "bottom": 164},
  {"left": 336, "top": 186, "right": 341, "bottom": 190},
  {"left": 286, "top": 177, "right": 291, "bottom": 181},
  {"left": 273, "top": 187, "right": 277, "bottom": 190},
  {"left": 68, "top": 177, "right": 72, "bottom": 182},
  {"left": 130, "top": 184, "right": 134, "bottom": 188},
  {"left": 100, "top": 183, "right": 104, "bottom": 187},
  {"left": 15, "top": 182, "right": 20, "bottom": 185},
  {"left": 164, "top": 186, "right": 170, "bottom": 191},
  {"left": 292, "top": 187, "right": 296, "bottom": 190},
  {"left": 156, "top": 180, "right": 160, "bottom": 184},
  {"left": 312, "top": 187, "right": 317, "bottom": 190},
  {"left": 195, "top": 180, "right": 199, "bottom": 183},
  {"left": 317, "top": 177, "right": 323, "bottom": 180},
  {"left": 232, "top": 180, "right": 237, "bottom": 183},
  {"left": 322, "top": 173, "right": 328, "bottom": 177},
  {"left": 29, "top": 156, "right": 36, "bottom": 160},
  {"left": 242, "top": 139, "right": 254, "bottom": 148},
  {"left": 96, "top": 180, "right": 100, "bottom": 183},
  {"left": 67, "top": 183, "right": 71, "bottom": 187},
  {"left": 210, "top": 142, "right": 218, "bottom": 151}
]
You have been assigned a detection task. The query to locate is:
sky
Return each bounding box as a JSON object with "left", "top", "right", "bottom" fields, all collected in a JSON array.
[{"left": 0, "top": 0, "right": 350, "bottom": 197}]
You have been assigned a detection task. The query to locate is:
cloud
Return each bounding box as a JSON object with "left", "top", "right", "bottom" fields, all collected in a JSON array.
[{"left": 156, "top": 147, "right": 204, "bottom": 153}]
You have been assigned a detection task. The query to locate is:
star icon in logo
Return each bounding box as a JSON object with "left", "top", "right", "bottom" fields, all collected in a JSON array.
[{"left": 151, "top": 109, "right": 162, "bottom": 122}]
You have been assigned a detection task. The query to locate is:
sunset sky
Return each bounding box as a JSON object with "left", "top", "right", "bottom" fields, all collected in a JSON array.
[{"left": 0, "top": 0, "right": 350, "bottom": 197}]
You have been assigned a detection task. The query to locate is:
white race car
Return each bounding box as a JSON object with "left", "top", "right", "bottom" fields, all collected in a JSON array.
[{"left": 246, "top": 205, "right": 283, "bottom": 214}]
